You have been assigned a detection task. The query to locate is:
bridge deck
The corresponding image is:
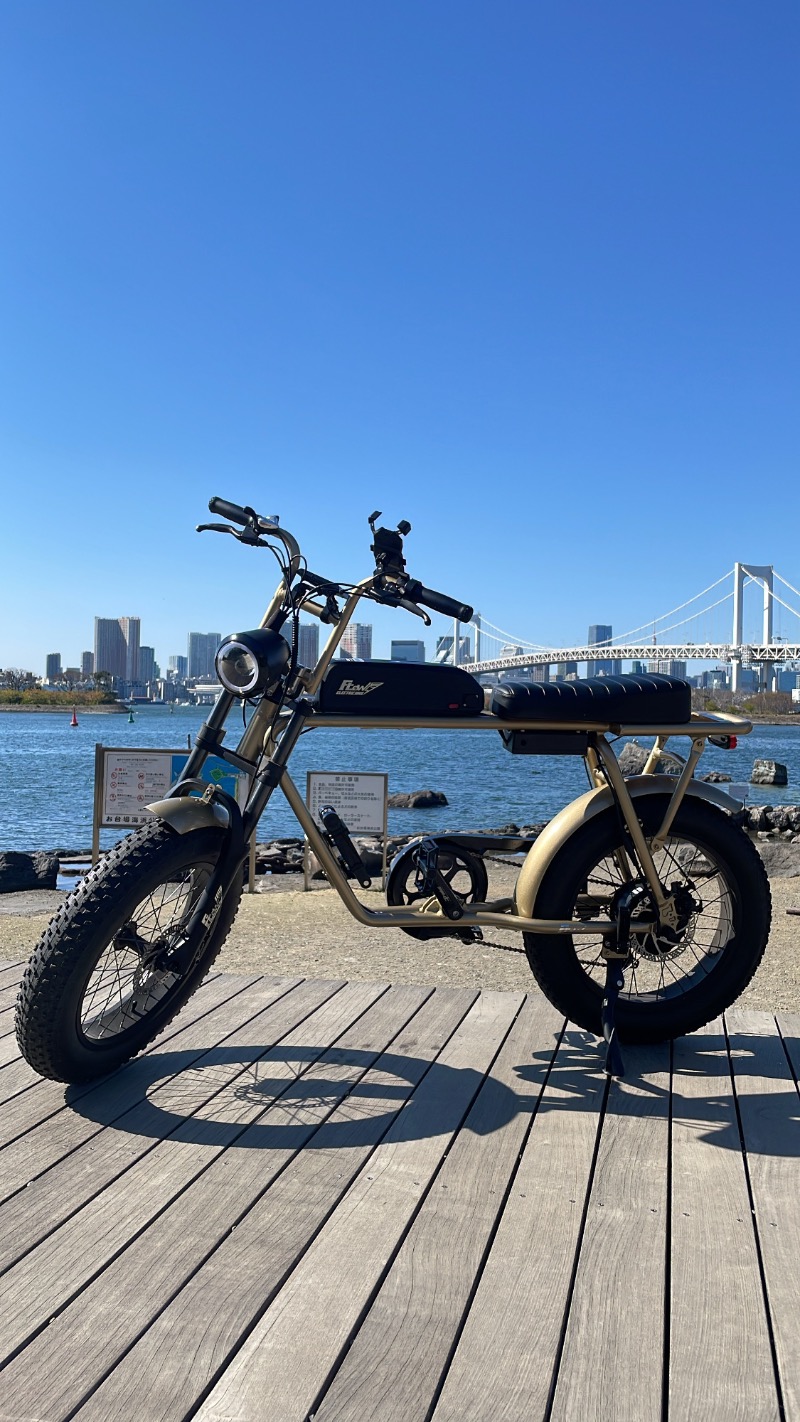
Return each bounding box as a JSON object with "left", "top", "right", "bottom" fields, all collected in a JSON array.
[{"left": 0, "top": 957, "right": 798, "bottom": 1421}]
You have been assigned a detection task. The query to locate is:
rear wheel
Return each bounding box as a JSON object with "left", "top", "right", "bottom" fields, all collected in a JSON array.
[
  {"left": 15, "top": 821, "right": 242, "bottom": 1082},
  {"left": 524, "top": 797, "right": 771, "bottom": 1042}
]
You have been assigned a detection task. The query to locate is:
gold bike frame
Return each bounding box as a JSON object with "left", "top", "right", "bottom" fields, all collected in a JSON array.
[{"left": 215, "top": 568, "right": 750, "bottom": 941}]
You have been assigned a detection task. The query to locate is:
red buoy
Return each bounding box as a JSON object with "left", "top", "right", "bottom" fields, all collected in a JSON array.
[{"left": 70, "top": 707, "right": 79, "bottom": 727}]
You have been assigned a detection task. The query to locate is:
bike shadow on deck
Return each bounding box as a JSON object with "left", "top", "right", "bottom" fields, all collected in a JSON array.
[{"left": 61, "top": 1018, "right": 800, "bottom": 1158}]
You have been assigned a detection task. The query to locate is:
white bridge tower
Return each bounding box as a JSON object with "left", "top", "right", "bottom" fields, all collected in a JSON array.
[{"left": 731, "top": 562, "right": 774, "bottom": 692}]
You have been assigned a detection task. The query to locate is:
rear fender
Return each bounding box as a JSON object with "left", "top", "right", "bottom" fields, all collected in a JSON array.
[{"left": 514, "top": 775, "right": 742, "bottom": 918}]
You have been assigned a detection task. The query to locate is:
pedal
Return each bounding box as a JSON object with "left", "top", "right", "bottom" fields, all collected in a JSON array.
[
  {"left": 412, "top": 839, "right": 465, "bottom": 921},
  {"left": 317, "top": 805, "right": 372, "bottom": 888}
]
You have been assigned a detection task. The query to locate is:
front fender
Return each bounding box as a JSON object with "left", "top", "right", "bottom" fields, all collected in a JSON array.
[
  {"left": 514, "top": 775, "right": 742, "bottom": 918},
  {"left": 146, "top": 795, "right": 230, "bottom": 835}
]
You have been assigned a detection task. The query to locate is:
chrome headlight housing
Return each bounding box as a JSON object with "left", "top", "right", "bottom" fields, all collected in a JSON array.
[{"left": 214, "top": 629, "right": 291, "bottom": 697}]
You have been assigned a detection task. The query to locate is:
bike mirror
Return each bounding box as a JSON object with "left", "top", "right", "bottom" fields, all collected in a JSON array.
[{"left": 397, "top": 520, "right": 411, "bottom": 536}]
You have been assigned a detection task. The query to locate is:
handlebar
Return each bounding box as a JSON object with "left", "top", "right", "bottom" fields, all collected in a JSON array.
[
  {"left": 207, "top": 496, "right": 302, "bottom": 573},
  {"left": 208, "top": 496, "right": 255, "bottom": 526},
  {"left": 405, "top": 580, "right": 474, "bottom": 623},
  {"left": 203, "top": 498, "right": 472, "bottom": 622}
]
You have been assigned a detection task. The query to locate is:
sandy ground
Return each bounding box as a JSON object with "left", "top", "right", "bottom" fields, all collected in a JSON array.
[{"left": 1, "top": 859, "right": 798, "bottom": 1013}]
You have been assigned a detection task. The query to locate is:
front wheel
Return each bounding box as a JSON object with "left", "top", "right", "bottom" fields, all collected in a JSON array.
[
  {"left": 523, "top": 796, "right": 771, "bottom": 1042},
  {"left": 15, "top": 821, "right": 242, "bottom": 1082}
]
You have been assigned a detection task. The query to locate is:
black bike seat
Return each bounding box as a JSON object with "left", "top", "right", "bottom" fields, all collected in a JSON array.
[{"left": 490, "top": 673, "right": 692, "bottom": 726}]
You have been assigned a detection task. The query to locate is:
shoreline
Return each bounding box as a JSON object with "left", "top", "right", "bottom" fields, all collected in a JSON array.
[
  {"left": 0, "top": 702, "right": 797, "bottom": 725},
  {"left": 0, "top": 704, "right": 129, "bottom": 714}
]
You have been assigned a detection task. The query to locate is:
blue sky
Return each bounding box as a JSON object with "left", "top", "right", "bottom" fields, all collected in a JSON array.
[{"left": 1, "top": 1, "right": 799, "bottom": 673}]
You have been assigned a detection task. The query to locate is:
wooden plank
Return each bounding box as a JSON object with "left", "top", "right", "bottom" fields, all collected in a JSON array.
[
  {"left": 0, "top": 976, "right": 310, "bottom": 1269},
  {"left": 0, "top": 970, "right": 225, "bottom": 1106},
  {"left": 430, "top": 1026, "right": 607, "bottom": 1422},
  {"left": 547, "top": 1044, "right": 670, "bottom": 1422},
  {"left": 0, "top": 972, "right": 291, "bottom": 1080},
  {"left": 0, "top": 971, "right": 258, "bottom": 1157},
  {"left": 0, "top": 1032, "right": 20, "bottom": 1068},
  {"left": 668, "top": 1020, "right": 779, "bottom": 1421},
  {"left": 776, "top": 1011, "right": 800, "bottom": 1090},
  {"left": 311, "top": 994, "right": 564, "bottom": 1422},
  {"left": 1, "top": 983, "right": 439, "bottom": 1421},
  {"left": 0, "top": 960, "right": 25, "bottom": 984},
  {"left": 0, "top": 976, "right": 366, "bottom": 1366},
  {"left": 726, "top": 1007, "right": 800, "bottom": 1420},
  {"left": 0, "top": 982, "right": 20, "bottom": 1011},
  {"left": 0, "top": 974, "right": 293, "bottom": 1201},
  {"left": 70, "top": 987, "right": 478, "bottom": 1422},
  {"left": 196, "top": 989, "right": 525, "bottom": 1422}
]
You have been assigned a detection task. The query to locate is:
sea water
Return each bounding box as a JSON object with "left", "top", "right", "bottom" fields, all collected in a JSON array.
[{"left": 1, "top": 705, "right": 799, "bottom": 852}]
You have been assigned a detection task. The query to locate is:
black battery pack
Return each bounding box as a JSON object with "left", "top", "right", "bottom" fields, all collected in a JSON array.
[{"left": 318, "top": 661, "right": 484, "bottom": 716}]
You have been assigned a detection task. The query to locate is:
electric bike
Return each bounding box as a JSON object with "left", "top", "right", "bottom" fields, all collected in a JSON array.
[{"left": 15, "top": 498, "right": 772, "bottom": 1082}]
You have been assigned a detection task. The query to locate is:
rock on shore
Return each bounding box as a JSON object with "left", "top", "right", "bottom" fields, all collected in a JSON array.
[{"left": 0, "top": 851, "right": 59, "bottom": 892}]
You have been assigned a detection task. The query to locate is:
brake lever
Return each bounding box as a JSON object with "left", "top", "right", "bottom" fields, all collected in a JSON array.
[
  {"left": 396, "top": 597, "right": 431, "bottom": 626},
  {"left": 196, "top": 522, "right": 270, "bottom": 548}
]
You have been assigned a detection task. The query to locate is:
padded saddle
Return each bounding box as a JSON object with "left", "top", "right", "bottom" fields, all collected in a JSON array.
[{"left": 490, "top": 673, "right": 692, "bottom": 726}]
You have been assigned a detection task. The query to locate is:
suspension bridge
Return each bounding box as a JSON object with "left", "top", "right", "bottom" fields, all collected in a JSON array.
[{"left": 449, "top": 562, "right": 800, "bottom": 691}]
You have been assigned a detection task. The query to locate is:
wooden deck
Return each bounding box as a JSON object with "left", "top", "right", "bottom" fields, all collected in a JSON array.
[{"left": 0, "top": 955, "right": 798, "bottom": 1421}]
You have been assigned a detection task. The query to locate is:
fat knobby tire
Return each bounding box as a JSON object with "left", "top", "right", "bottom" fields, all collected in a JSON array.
[
  {"left": 524, "top": 796, "right": 772, "bottom": 1043},
  {"left": 15, "top": 821, "right": 242, "bottom": 1082}
]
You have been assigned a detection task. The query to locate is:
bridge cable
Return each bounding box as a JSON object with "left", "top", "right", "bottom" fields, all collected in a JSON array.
[
  {"left": 610, "top": 569, "right": 732, "bottom": 644},
  {"left": 773, "top": 571, "right": 800, "bottom": 609}
]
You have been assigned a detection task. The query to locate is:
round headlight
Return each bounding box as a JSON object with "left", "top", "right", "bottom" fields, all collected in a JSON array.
[{"left": 215, "top": 629, "right": 291, "bottom": 697}]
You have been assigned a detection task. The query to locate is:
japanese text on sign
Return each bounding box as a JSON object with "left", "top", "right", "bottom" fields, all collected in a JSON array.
[
  {"left": 99, "top": 750, "right": 246, "bottom": 827},
  {"left": 306, "top": 772, "right": 387, "bottom": 834}
]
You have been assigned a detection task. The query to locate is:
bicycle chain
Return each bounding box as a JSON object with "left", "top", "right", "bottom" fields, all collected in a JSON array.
[{"left": 479, "top": 854, "right": 526, "bottom": 951}]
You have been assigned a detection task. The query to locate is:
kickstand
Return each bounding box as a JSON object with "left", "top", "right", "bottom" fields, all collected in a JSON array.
[
  {"left": 601, "top": 956, "right": 627, "bottom": 1078},
  {"left": 601, "top": 882, "right": 650, "bottom": 1079}
]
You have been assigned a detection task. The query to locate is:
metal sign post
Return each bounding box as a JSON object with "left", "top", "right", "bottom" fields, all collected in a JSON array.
[{"left": 304, "top": 771, "right": 388, "bottom": 892}]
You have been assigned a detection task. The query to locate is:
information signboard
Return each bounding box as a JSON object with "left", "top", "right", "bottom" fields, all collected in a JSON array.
[
  {"left": 93, "top": 746, "right": 249, "bottom": 860},
  {"left": 98, "top": 750, "right": 244, "bottom": 828},
  {"left": 304, "top": 771, "right": 388, "bottom": 890}
]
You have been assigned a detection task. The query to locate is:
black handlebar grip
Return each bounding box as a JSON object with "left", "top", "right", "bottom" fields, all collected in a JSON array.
[
  {"left": 411, "top": 582, "right": 474, "bottom": 623},
  {"left": 208, "top": 496, "right": 252, "bottom": 526}
]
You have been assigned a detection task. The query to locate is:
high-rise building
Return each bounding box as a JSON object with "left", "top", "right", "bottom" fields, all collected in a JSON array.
[
  {"left": 587, "top": 624, "right": 621, "bottom": 678},
  {"left": 139, "top": 646, "right": 156, "bottom": 684},
  {"left": 435, "top": 634, "right": 472, "bottom": 664},
  {"left": 188, "top": 632, "right": 221, "bottom": 679},
  {"left": 169, "top": 654, "right": 188, "bottom": 678},
  {"left": 119, "top": 617, "right": 141, "bottom": 682},
  {"left": 45, "top": 653, "right": 62, "bottom": 681},
  {"left": 339, "top": 623, "right": 372, "bottom": 660},
  {"left": 648, "top": 659, "right": 687, "bottom": 679},
  {"left": 391, "top": 640, "right": 426, "bottom": 662},
  {"left": 94, "top": 618, "right": 127, "bottom": 681},
  {"left": 553, "top": 661, "right": 578, "bottom": 680},
  {"left": 93, "top": 616, "right": 141, "bottom": 683},
  {"left": 81, "top": 650, "right": 94, "bottom": 678},
  {"left": 297, "top": 623, "right": 320, "bottom": 668}
]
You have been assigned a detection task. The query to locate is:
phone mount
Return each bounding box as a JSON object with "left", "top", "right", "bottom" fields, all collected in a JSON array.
[{"left": 368, "top": 511, "right": 412, "bottom": 578}]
